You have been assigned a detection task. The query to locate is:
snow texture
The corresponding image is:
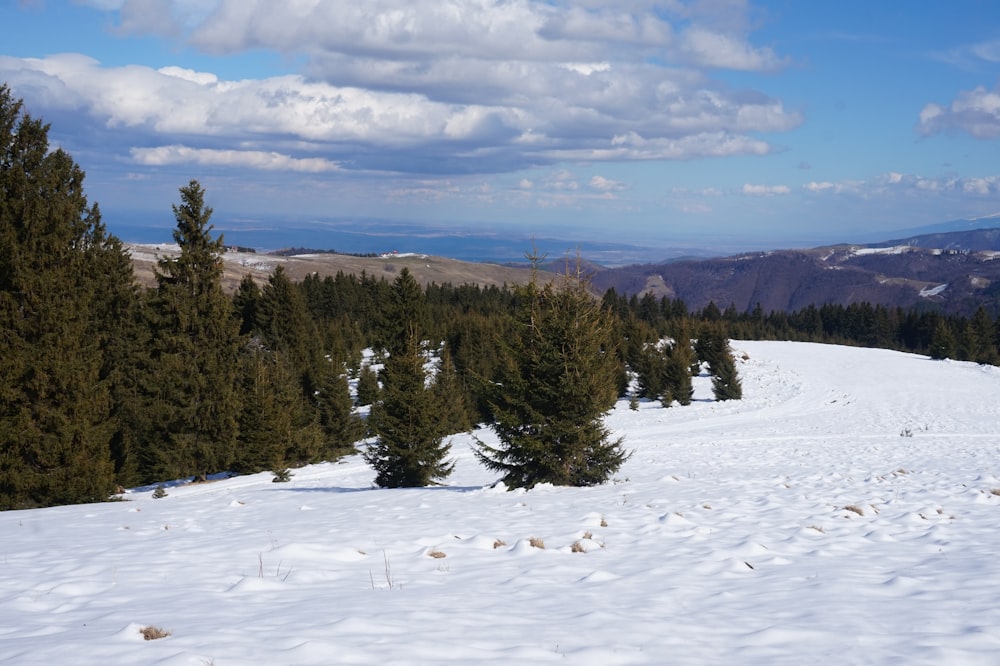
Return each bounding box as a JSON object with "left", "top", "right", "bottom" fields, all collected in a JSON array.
[{"left": 3, "top": 341, "right": 1000, "bottom": 664}]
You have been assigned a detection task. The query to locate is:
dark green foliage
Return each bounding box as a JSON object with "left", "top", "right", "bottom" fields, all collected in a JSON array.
[
  {"left": 710, "top": 346, "right": 743, "bottom": 401},
  {"left": 432, "top": 344, "right": 477, "bottom": 435},
  {"left": 929, "top": 318, "right": 957, "bottom": 360},
  {"left": 476, "top": 263, "right": 629, "bottom": 489},
  {"left": 233, "top": 346, "right": 294, "bottom": 475},
  {"left": 315, "top": 361, "right": 363, "bottom": 456},
  {"left": 143, "top": 181, "right": 241, "bottom": 482},
  {"left": 663, "top": 333, "right": 695, "bottom": 407},
  {"left": 0, "top": 85, "right": 134, "bottom": 509},
  {"left": 355, "top": 365, "right": 380, "bottom": 407},
  {"left": 633, "top": 341, "right": 670, "bottom": 400},
  {"left": 365, "top": 269, "right": 453, "bottom": 487},
  {"left": 257, "top": 266, "right": 321, "bottom": 388},
  {"left": 232, "top": 274, "right": 260, "bottom": 336},
  {"left": 693, "top": 325, "right": 742, "bottom": 401}
]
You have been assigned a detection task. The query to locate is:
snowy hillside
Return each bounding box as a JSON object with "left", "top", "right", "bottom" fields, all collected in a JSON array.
[{"left": 3, "top": 341, "right": 1000, "bottom": 665}]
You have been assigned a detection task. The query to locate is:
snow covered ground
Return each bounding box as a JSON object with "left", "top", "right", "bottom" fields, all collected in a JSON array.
[{"left": 3, "top": 341, "right": 1000, "bottom": 665}]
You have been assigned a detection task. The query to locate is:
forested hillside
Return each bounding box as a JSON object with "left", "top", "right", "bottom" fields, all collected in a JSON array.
[{"left": 4, "top": 86, "right": 1000, "bottom": 510}]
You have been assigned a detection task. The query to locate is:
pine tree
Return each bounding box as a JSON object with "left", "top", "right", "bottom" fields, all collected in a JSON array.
[
  {"left": 315, "top": 360, "right": 363, "bottom": 458},
  {"left": 233, "top": 346, "right": 290, "bottom": 475},
  {"left": 663, "top": 329, "right": 695, "bottom": 407},
  {"left": 432, "top": 343, "right": 476, "bottom": 436},
  {"left": 256, "top": 266, "right": 321, "bottom": 390},
  {"left": 633, "top": 340, "right": 669, "bottom": 400},
  {"left": 710, "top": 346, "right": 743, "bottom": 401},
  {"left": 475, "top": 260, "right": 629, "bottom": 489},
  {"left": 365, "top": 268, "right": 453, "bottom": 487},
  {"left": 929, "top": 318, "right": 956, "bottom": 360},
  {"left": 0, "top": 85, "right": 132, "bottom": 509},
  {"left": 699, "top": 327, "right": 743, "bottom": 401},
  {"left": 143, "top": 180, "right": 241, "bottom": 482},
  {"left": 232, "top": 274, "right": 260, "bottom": 336},
  {"left": 355, "top": 365, "right": 380, "bottom": 407}
]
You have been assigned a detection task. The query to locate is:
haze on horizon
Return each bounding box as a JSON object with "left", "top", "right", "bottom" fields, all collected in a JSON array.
[{"left": 3, "top": 1, "right": 1000, "bottom": 251}]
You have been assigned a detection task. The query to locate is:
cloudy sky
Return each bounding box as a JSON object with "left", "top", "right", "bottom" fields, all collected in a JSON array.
[{"left": 4, "top": 0, "right": 1000, "bottom": 248}]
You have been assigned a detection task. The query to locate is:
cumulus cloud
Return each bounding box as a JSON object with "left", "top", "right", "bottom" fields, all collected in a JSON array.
[
  {"left": 5, "top": 0, "right": 802, "bottom": 177},
  {"left": 742, "top": 183, "right": 790, "bottom": 196},
  {"left": 918, "top": 83, "right": 1000, "bottom": 138}
]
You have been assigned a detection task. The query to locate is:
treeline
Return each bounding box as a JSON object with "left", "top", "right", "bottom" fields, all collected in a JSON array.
[{"left": 607, "top": 292, "right": 1000, "bottom": 365}]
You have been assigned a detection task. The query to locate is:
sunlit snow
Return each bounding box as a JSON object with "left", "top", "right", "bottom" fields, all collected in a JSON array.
[{"left": 3, "top": 341, "right": 1000, "bottom": 664}]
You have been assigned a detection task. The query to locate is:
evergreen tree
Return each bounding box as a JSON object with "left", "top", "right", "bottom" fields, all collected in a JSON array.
[
  {"left": 0, "top": 85, "right": 132, "bottom": 509},
  {"left": 315, "top": 360, "right": 363, "bottom": 457},
  {"left": 144, "top": 180, "right": 241, "bottom": 482},
  {"left": 233, "top": 346, "right": 290, "bottom": 475},
  {"left": 475, "top": 260, "right": 629, "bottom": 489},
  {"left": 663, "top": 333, "right": 695, "bottom": 407},
  {"left": 365, "top": 269, "right": 453, "bottom": 487},
  {"left": 256, "top": 266, "right": 321, "bottom": 391},
  {"left": 432, "top": 343, "right": 476, "bottom": 435},
  {"left": 929, "top": 318, "right": 957, "bottom": 360},
  {"left": 633, "top": 341, "right": 669, "bottom": 400},
  {"left": 710, "top": 345, "right": 743, "bottom": 401},
  {"left": 232, "top": 274, "right": 260, "bottom": 336},
  {"left": 355, "top": 365, "right": 380, "bottom": 407}
]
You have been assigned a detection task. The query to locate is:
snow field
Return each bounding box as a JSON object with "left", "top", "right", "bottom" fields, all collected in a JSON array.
[{"left": 2, "top": 341, "right": 1000, "bottom": 664}]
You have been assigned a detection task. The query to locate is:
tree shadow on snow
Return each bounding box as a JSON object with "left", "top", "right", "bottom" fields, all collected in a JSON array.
[{"left": 271, "top": 484, "right": 485, "bottom": 494}]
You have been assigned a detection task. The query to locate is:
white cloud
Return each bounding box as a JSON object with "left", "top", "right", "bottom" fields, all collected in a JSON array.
[
  {"left": 804, "top": 181, "right": 836, "bottom": 192},
  {"left": 589, "top": 175, "right": 626, "bottom": 191},
  {"left": 803, "top": 172, "right": 1000, "bottom": 198},
  {"left": 742, "top": 183, "right": 791, "bottom": 196},
  {"left": 130, "top": 145, "right": 341, "bottom": 172},
  {"left": 677, "top": 27, "right": 785, "bottom": 71},
  {"left": 918, "top": 83, "right": 1000, "bottom": 138},
  {"left": 4, "top": 1, "right": 802, "bottom": 176}
]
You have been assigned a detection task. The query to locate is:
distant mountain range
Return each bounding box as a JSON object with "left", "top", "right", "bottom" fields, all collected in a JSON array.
[
  {"left": 590, "top": 226, "right": 1000, "bottom": 316},
  {"left": 126, "top": 215, "right": 1000, "bottom": 316}
]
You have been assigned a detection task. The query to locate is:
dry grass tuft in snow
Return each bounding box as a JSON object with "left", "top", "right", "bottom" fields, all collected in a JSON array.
[
  {"left": 529, "top": 537, "right": 545, "bottom": 549},
  {"left": 140, "top": 626, "right": 170, "bottom": 641}
]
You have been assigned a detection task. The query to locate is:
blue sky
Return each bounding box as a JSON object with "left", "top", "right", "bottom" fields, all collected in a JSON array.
[{"left": 4, "top": 0, "right": 1000, "bottom": 250}]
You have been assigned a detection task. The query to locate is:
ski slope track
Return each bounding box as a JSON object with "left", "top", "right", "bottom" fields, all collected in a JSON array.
[{"left": 3, "top": 341, "right": 1000, "bottom": 664}]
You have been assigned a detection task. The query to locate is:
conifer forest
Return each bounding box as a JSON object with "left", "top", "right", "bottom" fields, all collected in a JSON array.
[{"left": 3, "top": 85, "right": 1000, "bottom": 510}]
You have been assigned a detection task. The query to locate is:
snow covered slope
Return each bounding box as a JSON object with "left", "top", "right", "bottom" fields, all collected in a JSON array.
[{"left": 3, "top": 341, "right": 1000, "bottom": 665}]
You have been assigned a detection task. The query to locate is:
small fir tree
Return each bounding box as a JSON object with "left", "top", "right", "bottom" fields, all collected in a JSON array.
[
  {"left": 315, "top": 361, "right": 363, "bottom": 457},
  {"left": 475, "top": 258, "right": 629, "bottom": 489},
  {"left": 710, "top": 346, "right": 743, "bottom": 401},
  {"left": 355, "top": 365, "right": 380, "bottom": 407},
  {"left": 662, "top": 330, "right": 695, "bottom": 407},
  {"left": 929, "top": 318, "right": 956, "bottom": 360},
  {"left": 365, "top": 269, "right": 453, "bottom": 487}
]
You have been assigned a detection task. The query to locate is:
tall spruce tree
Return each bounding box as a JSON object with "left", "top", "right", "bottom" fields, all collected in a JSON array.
[
  {"left": 0, "top": 84, "right": 135, "bottom": 508},
  {"left": 475, "top": 260, "right": 629, "bottom": 489},
  {"left": 365, "top": 268, "right": 453, "bottom": 487},
  {"left": 144, "top": 180, "right": 241, "bottom": 482}
]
